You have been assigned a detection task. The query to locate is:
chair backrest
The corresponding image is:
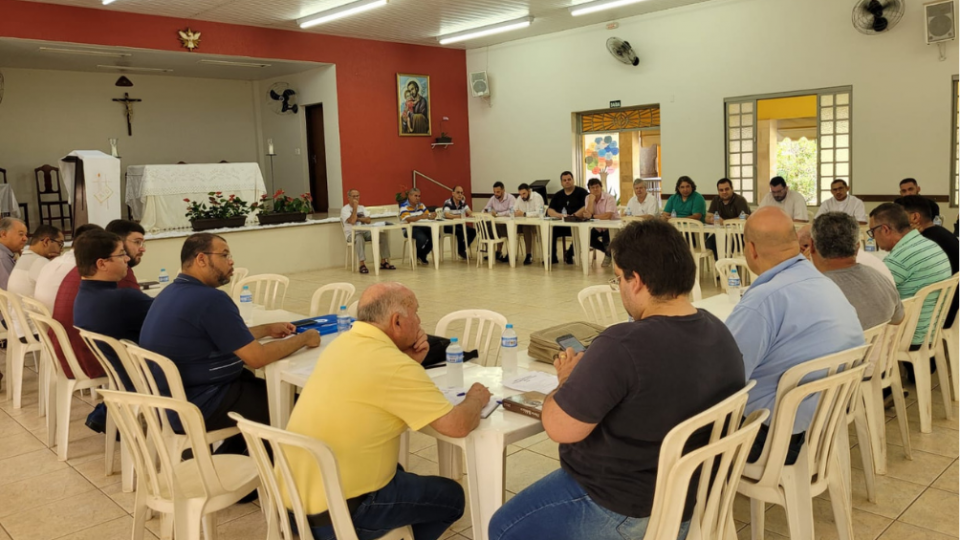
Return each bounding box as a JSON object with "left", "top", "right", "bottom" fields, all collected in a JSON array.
[
  {"left": 0, "top": 289, "right": 41, "bottom": 347},
  {"left": 897, "top": 274, "right": 958, "bottom": 352},
  {"left": 122, "top": 342, "right": 189, "bottom": 400},
  {"left": 34, "top": 165, "right": 63, "bottom": 196},
  {"left": 435, "top": 309, "right": 508, "bottom": 367},
  {"left": 689, "top": 252, "right": 703, "bottom": 302},
  {"left": 228, "top": 267, "right": 250, "bottom": 296},
  {"left": 672, "top": 218, "right": 706, "bottom": 251},
  {"left": 99, "top": 390, "right": 229, "bottom": 503},
  {"left": 722, "top": 220, "right": 747, "bottom": 258},
  {"left": 20, "top": 296, "right": 51, "bottom": 318},
  {"left": 28, "top": 312, "right": 92, "bottom": 383},
  {"left": 76, "top": 329, "right": 144, "bottom": 394},
  {"left": 310, "top": 283, "right": 356, "bottom": 317},
  {"left": 753, "top": 346, "right": 869, "bottom": 488},
  {"left": 577, "top": 285, "right": 621, "bottom": 327},
  {"left": 232, "top": 413, "right": 360, "bottom": 540},
  {"left": 715, "top": 258, "right": 749, "bottom": 293},
  {"left": 877, "top": 297, "right": 918, "bottom": 384},
  {"left": 475, "top": 214, "right": 502, "bottom": 242},
  {"left": 347, "top": 301, "right": 359, "bottom": 319},
  {"left": 646, "top": 406, "right": 768, "bottom": 540},
  {"left": 232, "top": 273, "right": 289, "bottom": 310}
]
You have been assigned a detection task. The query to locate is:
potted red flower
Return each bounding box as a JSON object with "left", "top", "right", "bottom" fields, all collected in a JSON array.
[
  {"left": 252, "top": 189, "right": 313, "bottom": 225},
  {"left": 184, "top": 192, "right": 250, "bottom": 231}
]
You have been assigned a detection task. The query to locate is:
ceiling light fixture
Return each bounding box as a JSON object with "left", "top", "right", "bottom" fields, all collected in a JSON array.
[
  {"left": 569, "top": 0, "right": 651, "bottom": 17},
  {"left": 437, "top": 16, "right": 533, "bottom": 45},
  {"left": 297, "top": 0, "right": 388, "bottom": 29},
  {"left": 97, "top": 65, "right": 174, "bottom": 73},
  {"left": 199, "top": 59, "right": 272, "bottom": 68},
  {"left": 102, "top": 0, "right": 118, "bottom": 4},
  {"left": 39, "top": 46, "right": 131, "bottom": 58}
]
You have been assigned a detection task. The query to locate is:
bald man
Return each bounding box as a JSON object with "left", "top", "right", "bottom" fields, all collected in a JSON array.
[
  {"left": 798, "top": 223, "right": 893, "bottom": 284},
  {"left": 726, "top": 207, "right": 863, "bottom": 464},
  {"left": 283, "top": 282, "right": 491, "bottom": 540}
]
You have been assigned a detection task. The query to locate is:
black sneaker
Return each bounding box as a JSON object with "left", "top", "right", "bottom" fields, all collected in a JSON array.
[
  {"left": 85, "top": 416, "right": 107, "bottom": 434},
  {"left": 551, "top": 256, "right": 559, "bottom": 265},
  {"left": 523, "top": 254, "right": 533, "bottom": 266},
  {"left": 497, "top": 254, "right": 509, "bottom": 263}
]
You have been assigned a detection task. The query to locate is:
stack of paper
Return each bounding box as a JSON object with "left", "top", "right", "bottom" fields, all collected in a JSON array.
[{"left": 502, "top": 372, "right": 559, "bottom": 394}]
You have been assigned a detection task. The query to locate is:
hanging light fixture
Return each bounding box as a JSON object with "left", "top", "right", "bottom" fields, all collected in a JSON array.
[{"left": 437, "top": 16, "right": 533, "bottom": 45}]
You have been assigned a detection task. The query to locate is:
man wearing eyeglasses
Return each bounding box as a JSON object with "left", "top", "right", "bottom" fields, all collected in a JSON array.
[
  {"left": 7, "top": 224, "right": 63, "bottom": 302},
  {"left": 105, "top": 219, "right": 147, "bottom": 288},
  {"left": 140, "top": 233, "right": 321, "bottom": 456},
  {"left": 442, "top": 185, "right": 476, "bottom": 260}
]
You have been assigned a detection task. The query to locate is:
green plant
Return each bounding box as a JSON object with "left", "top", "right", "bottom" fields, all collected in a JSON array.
[
  {"left": 184, "top": 192, "right": 249, "bottom": 220},
  {"left": 776, "top": 137, "right": 818, "bottom": 205},
  {"left": 395, "top": 185, "right": 410, "bottom": 204},
  {"left": 252, "top": 189, "right": 313, "bottom": 215}
]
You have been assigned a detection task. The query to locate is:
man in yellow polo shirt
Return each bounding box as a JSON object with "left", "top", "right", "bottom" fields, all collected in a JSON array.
[{"left": 284, "top": 282, "right": 492, "bottom": 540}]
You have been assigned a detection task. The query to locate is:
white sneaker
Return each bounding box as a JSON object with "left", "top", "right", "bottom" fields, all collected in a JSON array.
[{"left": 601, "top": 254, "right": 611, "bottom": 268}]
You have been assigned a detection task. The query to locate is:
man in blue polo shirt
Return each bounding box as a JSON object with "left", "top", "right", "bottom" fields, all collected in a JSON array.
[
  {"left": 726, "top": 207, "right": 863, "bottom": 464},
  {"left": 73, "top": 230, "right": 154, "bottom": 433},
  {"left": 140, "top": 233, "right": 320, "bottom": 455}
]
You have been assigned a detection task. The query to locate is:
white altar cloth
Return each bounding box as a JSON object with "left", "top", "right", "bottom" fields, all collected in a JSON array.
[
  {"left": 0, "top": 185, "right": 20, "bottom": 219},
  {"left": 126, "top": 163, "right": 267, "bottom": 232}
]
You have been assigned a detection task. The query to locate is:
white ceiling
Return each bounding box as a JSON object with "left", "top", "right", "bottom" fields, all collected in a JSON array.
[
  {"left": 0, "top": 38, "right": 326, "bottom": 80},
  {"left": 17, "top": 0, "right": 714, "bottom": 49}
]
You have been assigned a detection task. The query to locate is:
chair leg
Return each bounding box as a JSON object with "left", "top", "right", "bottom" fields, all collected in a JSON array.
[
  {"left": 159, "top": 513, "right": 174, "bottom": 540},
  {"left": 202, "top": 513, "right": 218, "bottom": 540},
  {"left": 45, "top": 374, "right": 57, "bottom": 447},
  {"left": 853, "top": 410, "right": 877, "bottom": 502},
  {"left": 750, "top": 498, "right": 765, "bottom": 540},
  {"left": 890, "top": 371, "right": 913, "bottom": 460},
  {"left": 780, "top": 457, "right": 815, "bottom": 540},
  {"left": 105, "top": 410, "right": 117, "bottom": 475},
  {"left": 121, "top": 443, "right": 135, "bottom": 492},
  {"left": 398, "top": 430, "right": 410, "bottom": 470},
  {"left": 132, "top": 484, "right": 150, "bottom": 540},
  {"left": 10, "top": 344, "right": 24, "bottom": 408},
  {"left": 56, "top": 379, "right": 73, "bottom": 461},
  {"left": 912, "top": 356, "right": 934, "bottom": 433},
  {"left": 174, "top": 502, "right": 204, "bottom": 540},
  {"left": 38, "top": 353, "right": 46, "bottom": 417},
  {"left": 827, "top": 451, "right": 855, "bottom": 540},
  {"left": 933, "top": 345, "right": 953, "bottom": 419},
  {"left": 861, "top": 385, "right": 888, "bottom": 475},
  {"left": 943, "top": 328, "right": 958, "bottom": 401}
]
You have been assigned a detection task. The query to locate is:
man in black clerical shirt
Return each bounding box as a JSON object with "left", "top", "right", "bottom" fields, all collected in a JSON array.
[{"left": 546, "top": 171, "right": 589, "bottom": 265}]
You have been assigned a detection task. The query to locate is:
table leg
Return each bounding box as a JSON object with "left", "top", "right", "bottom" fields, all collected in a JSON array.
[
  {"left": 437, "top": 440, "right": 464, "bottom": 480},
  {"left": 461, "top": 222, "right": 470, "bottom": 264},
  {"left": 579, "top": 225, "right": 591, "bottom": 276},
  {"left": 407, "top": 226, "right": 417, "bottom": 270},
  {"left": 507, "top": 222, "right": 518, "bottom": 267},
  {"left": 463, "top": 431, "right": 506, "bottom": 540},
  {"left": 369, "top": 230, "right": 381, "bottom": 276},
  {"left": 265, "top": 362, "right": 294, "bottom": 428},
  {"left": 432, "top": 225, "right": 441, "bottom": 270}
]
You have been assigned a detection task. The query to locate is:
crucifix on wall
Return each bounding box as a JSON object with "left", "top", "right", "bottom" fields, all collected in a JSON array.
[{"left": 112, "top": 92, "right": 142, "bottom": 136}]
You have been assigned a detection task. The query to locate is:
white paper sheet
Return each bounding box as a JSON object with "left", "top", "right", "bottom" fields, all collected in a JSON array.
[
  {"left": 442, "top": 388, "right": 500, "bottom": 418},
  {"left": 502, "top": 372, "right": 559, "bottom": 395}
]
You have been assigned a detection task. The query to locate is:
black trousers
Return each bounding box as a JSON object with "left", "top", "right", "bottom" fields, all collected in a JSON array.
[
  {"left": 551, "top": 227, "right": 575, "bottom": 258},
  {"left": 443, "top": 225, "right": 476, "bottom": 256},
  {"left": 747, "top": 422, "right": 806, "bottom": 466},
  {"left": 205, "top": 370, "right": 271, "bottom": 456},
  {"left": 589, "top": 229, "right": 610, "bottom": 254},
  {"left": 409, "top": 227, "right": 433, "bottom": 261}
]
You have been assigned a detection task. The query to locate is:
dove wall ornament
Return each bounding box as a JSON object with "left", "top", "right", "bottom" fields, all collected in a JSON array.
[{"left": 178, "top": 28, "right": 201, "bottom": 51}]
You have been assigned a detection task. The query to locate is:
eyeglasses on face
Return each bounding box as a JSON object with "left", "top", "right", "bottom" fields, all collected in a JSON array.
[
  {"left": 104, "top": 253, "right": 129, "bottom": 261},
  {"left": 203, "top": 251, "right": 234, "bottom": 261},
  {"left": 608, "top": 276, "right": 621, "bottom": 291},
  {"left": 866, "top": 224, "right": 884, "bottom": 239}
]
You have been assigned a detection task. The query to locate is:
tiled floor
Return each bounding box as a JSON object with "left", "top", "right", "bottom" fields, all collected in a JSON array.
[{"left": 0, "top": 257, "right": 956, "bottom": 540}]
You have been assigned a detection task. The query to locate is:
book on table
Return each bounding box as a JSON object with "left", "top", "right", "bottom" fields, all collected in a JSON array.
[{"left": 502, "top": 392, "right": 546, "bottom": 420}]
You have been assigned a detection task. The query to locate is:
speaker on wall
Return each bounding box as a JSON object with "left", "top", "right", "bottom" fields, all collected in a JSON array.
[
  {"left": 470, "top": 71, "right": 490, "bottom": 98},
  {"left": 925, "top": 0, "right": 956, "bottom": 44}
]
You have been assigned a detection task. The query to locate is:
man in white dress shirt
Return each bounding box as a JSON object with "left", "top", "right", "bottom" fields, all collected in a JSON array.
[
  {"left": 759, "top": 177, "right": 808, "bottom": 222},
  {"left": 34, "top": 223, "right": 103, "bottom": 312},
  {"left": 341, "top": 190, "right": 394, "bottom": 274},
  {"left": 816, "top": 179, "right": 867, "bottom": 223},
  {"left": 514, "top": 183, "right": 545, "bottom": 266},
  {"left": 624, "top": 179, "right": 660, "bottom": 218}
]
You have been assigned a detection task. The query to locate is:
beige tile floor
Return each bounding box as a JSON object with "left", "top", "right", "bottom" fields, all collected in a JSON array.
[{"left": 0, "top": 257, "right": 957, "bottom": 540}]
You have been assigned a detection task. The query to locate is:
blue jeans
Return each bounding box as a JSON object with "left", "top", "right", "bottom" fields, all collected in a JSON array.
[
  {"left": 307, "top": 466, "right": 464, "bottom": 540},
  {"left": 489, "top": 469, "right": 690, "bottom": 540}
]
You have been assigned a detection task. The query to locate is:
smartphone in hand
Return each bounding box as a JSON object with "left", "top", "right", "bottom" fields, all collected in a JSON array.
[{"left": 555, "top": 334, "right": 586, "bottom": 354}]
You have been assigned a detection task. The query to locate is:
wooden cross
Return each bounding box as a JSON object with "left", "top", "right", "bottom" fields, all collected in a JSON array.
[{"left": 112, "top": 92, "right": 142, "bottom": 136}]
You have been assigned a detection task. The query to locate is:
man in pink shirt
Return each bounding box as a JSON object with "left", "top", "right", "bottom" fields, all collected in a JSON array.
[{"left": 585, "top": 178, "right": 621, "bottom": 267}]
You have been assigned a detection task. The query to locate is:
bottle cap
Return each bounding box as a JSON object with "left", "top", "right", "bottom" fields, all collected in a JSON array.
[
  {"left": 340, "top": 305, "right": 347, "bottom": 309},
  {"left": 160, "top": 268, "right": 166, "bottom": 271},
  {"left": 450, "top": 337, "right": 458, "bottom": 343},
  {"left": 506, "top": 324, "right": 513, "bottom": 329},
  {"left": 243, "top": 285, "right": 250, "bottom": 290}
]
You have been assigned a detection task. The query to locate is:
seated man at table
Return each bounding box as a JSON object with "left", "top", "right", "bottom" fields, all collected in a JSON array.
[
  {"left": 584, "top": 177, "right": 620, "bottom": 267},
  {"left": 139, "top": 233, "right": 321, "bottom": 454},
  {"left": 705, "top": 177, "right": 751, "bottom": 258},
  {"left": 490, "top": 220, "right": 745, "bottom": 540},
  {"left": 399, "top": 188, "right": 436, "bottom": 265},
  {"left": 442, "top": 185, "right": 476, "bottom": 260},
  {"left": 36, "top": 224, "right": 103, "bottom": 312},
  {"left": 547, "top": 171, "right": 589, "bottom": 265},
  {"left": 8, "top": 224, "right": 63, "bottom": 302},
  {"left": 105, "top": 219, "right": 147, "bottom": 287},
  {"left": 285, "top": 282, "right": 491, "bottom": 540},
  {"left": 72, "top": 230, "right": 154, "bottom": 433},
  {"left": 342, "top": 189, "right": 394, "bottom": 274},
  {"left": 482, "top": 182, "right": 516, "bottom": 263},
  {"left": 725, "top": 207, "right": 863, "bottom": 464},
  {"left": 758, "top": 177, "right": 808, "bottom": 222},
  {"left": 899, "top": 178, "right": 940, "bottom": 221},
  {"left": 815, "top": 179, "right": 867, "bottom": 224},
  {"left": 0, "top": 217, "right": 28, "bottom": 290},
  {"left": 624, "top": 178, "right": 660, "bottom": 218},
  {"left": 897, "top": 195, "right": 958, "bottom": 331},
  {"left": 514, "top": 183, "right": 545, "bottom": 265},
  {"left": 661, "top": 176, "right": 706, "bottom": 222},
  {"left": 798, "top": 223, "right": 894, "bottom": 284}
]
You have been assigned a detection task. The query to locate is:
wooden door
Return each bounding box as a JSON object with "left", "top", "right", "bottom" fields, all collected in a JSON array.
[{"left": 305, "top": 104, "right": 329, "bottom": 212}]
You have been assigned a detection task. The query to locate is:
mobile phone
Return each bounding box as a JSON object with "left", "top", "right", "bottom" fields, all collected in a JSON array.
[
  {"left": 291, "top": 318, "right": 317, "bottom": 328},
  {"left": 555, "top": 334, "right": 586, "bottom": 354}
]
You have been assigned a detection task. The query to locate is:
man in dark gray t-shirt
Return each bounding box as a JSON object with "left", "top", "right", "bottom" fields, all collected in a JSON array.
[{"left": 810, "top": 212, "right": 904, "bottom": 331}]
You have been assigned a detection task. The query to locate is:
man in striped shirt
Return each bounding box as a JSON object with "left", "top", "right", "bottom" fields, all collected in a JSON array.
[
  {"left": 399, "top": 188, "right": 436, "bottom": 264},
  {"left": 869, "top": 203, "right": 951, "bottom": 370}
]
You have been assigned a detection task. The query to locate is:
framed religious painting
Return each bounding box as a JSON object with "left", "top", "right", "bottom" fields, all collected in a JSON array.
[{"left": 397, "top": 73, "right": 431, "bottom": 137}]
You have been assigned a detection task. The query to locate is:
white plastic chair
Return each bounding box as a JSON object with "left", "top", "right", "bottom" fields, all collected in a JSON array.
[
  {"left": 309, "top": 283, "right": 356, "bottom": 317},
  {"left": 340, "top": 221, "right": 356, "bottom": 271},
  {"left": 895, "top": 275, "right": 958, "bottom": 433},
  {"left": 227, "top": 267, "right": 249, "bottom": 297},
  {"left": 937, "top": 273, "right": 959, "bottom": 402},
  {"left": 577, "top": 285, "right": 621, "bottom": 327},
  {"left": 672, "top": 218, "right": 717, "bottom": 285},
  {"left": 435, "top": 309, "right": 508, "bottom": 368},
  {"left": 721, "top": 219, "right": 747, "bottom": 259},
  {"left": 99, "top": 390, "right": 260, "bottom": 540},
  {"left": 474, "top": 215, "right": 506, "bottom": 269},
  {"left": 347, "top": 301, "right": 359, "bottom": 319},
  {"left": 643, "top": 382, "right": 768, "bottom": 540},
  {"left": 0, "top": 289, "right": 44, "bottom": 409},
  {"left": 737, "top": 345, "right": 870, "bottom": 540},
  {"left": 20, "top": 296, "right": 53, "bottom": 419},
  {"left": 845, "top": 323, "right": 886, "bottom": 504},
  {"left": 689, "top": 252, "right": 703, "bottom": 303},
  {"left": 231, "top": 273, "right": 289, "bottom": 310},
  {"left": 715, "top": 258, "right": 750, "bottom": 293},
  {"left": 231, "top": 413, "right": 415, "bottom": 540}
]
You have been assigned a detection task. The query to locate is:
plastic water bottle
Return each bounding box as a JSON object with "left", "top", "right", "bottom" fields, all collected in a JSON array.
[
  {"left": 238, "top": 285, "right": 254, "bottom": 324},
  {"left": 933, "top": 215, "right": 943, "bottom": 227},
  {"left": 446, "top": 338, "right": 464, "bottom": 388},
  {"left": 562, "top": 207, "right": 568, "bottom": 218},
  {"left": 158, "top": 268, "right": 170, "bottom": 284},
  {"left": 337, "top": 305, "right": 351, "bottom": 334},
  {"left": 671, "top": 210, "right": 677, "bottom": 219},
  {"left": 500, "top": 324, "right": 518, "bottom": 376},
  {"left": 713, "top": 212, "right": 722, "bottom": 227},
  {"left": 625, "top": 206, "right": 633, "bottom": 217},
  {"left": 739, "top": 211, "right": 747, "bottom": 220},
  {"left": 865, "top": 237, "right": 877, "bottom": 252},
  {"left": 727, "top": 268, "right": 741, "bottom": 303}
]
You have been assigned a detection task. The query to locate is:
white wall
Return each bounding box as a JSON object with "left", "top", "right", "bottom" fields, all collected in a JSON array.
[
  {"left": 0, "top": 68, "right": 260, "bottom": 228},
  {"left": 467, "top": 0, "right": 959, "bottom": 222},
  {"left": 255, "top": 65, "right": 343, "bottom": 212}
]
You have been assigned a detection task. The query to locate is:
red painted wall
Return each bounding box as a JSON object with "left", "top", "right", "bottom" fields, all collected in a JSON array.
[{"left": 0, "top": 0, "right": 470, "bottom": 206}]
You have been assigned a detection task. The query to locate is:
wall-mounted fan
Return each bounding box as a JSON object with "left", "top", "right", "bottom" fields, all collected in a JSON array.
[
  {"left": 268, "top": 82, "right": 299, "bottom": 115},
  {"left": 606, "top": 37, "right": 639, "bottom": 66},
  {"left": 852, "top": 0, "right": 904, "bottom": 34}
]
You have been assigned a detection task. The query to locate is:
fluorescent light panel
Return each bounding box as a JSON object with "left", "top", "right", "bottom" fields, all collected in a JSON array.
[
  {"left": 39, "top": 46, "right": 131, "bottom": 58},
  {"left": 569, "top": 0, "right": 650, "bottom": 16},
  {"left": 97, "top": 65, "right": 173, "bottom": 73},
  {"left": 102, "top": 0, "right": 117, "bottom": 4},
  {"left": 199, "top": 59, "right": 272, "bottom": 68},
  {"left": 298, "top": 0, "right": 388, "bottom": 29},
  {"left": 438, "top": 16, "right": 533, "bottom": 45}
]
